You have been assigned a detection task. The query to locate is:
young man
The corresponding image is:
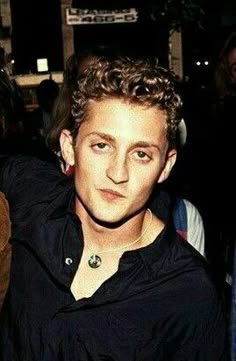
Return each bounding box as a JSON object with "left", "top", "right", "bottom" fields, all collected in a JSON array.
[{"left": 0, "top": 56, "right": 226, "bottom": 360}]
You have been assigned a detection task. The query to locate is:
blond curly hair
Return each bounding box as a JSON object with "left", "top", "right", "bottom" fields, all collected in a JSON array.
[{"left": 71, "top": 56, "right": 182, "bottom": 149}]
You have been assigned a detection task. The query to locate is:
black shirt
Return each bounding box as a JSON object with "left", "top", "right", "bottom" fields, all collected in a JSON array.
[{"left": 0, "top": 157, "right": 226, "bottom": 360}]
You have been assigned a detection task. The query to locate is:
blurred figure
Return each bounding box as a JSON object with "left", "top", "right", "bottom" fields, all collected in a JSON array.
[
  {"left": 219, "top": 33, "right": 236, "bottom": 360},
  {"left": 0, "top": 48, "right": 14, "bottom": 311},
  {"left": 0, "top": 192, "right": 11, "bottom": 312},
  {"left": 29, "top": 78, "right": 59, "bottom": 139},
  {"left": 174, "top": 197, "right": 205, "bottom": 257},
  {"left": 214, "top": 32, "right": 236, "bottom": 99},
  {"left": 213, "top": 32, "right": 236, "bottom": 283},
  {"left": 0, "top": 46, "right": 25, "bottom": 156},
  {"left": 231, "top": 244, "right": 236, "bottom": 360},
  {"left": 24, "top": 78, "right": 60, "bottom": 162}
]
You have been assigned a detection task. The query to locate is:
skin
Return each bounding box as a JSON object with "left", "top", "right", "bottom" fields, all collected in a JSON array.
[{"left": 60, "top": 98, "right": 176, "bottom": 250}]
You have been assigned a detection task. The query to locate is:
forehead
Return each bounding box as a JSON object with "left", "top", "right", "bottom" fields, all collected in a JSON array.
[{"left": 79, "top": 98, "right": 168, "bottom": 146}]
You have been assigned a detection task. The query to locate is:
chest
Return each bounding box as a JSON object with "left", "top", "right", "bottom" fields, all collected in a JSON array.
[
  {"left": 70, "top": 248, "right": 122, "bottom": 300},
  {"left": 41, "top": 291, "right": 189, "bottom": 361}
]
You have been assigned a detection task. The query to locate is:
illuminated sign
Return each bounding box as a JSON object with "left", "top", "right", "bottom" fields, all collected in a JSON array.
[
  {"left": 37, "top": 58, "right": 48, "bottom": 72},
  {"left": 65, "top": 8, "right": 138, "bottom": 25}
]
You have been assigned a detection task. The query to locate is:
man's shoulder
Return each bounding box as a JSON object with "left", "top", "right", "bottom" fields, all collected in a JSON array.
[
  {"left": 160, "top": 231, "right": 223, "bottom": 320},
  {"left": 162, "top": 228, "right": 211, "bottom": 288},
  {"left": 150, "top": 229, "right": 226, "bottom": 359},
  {"left": 1, "top": 155, "right": 61, "bottom": 186},
  {"left": 2, "top": 155, "right": 60, "bottom": 176},
  {"left": 0, "top": 155, "right": 67, "bottom": 206}
]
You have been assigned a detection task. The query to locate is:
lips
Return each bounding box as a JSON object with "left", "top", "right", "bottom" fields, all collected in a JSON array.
[{"left": 99, "top": 189, "right": 125, "bottom": 201}]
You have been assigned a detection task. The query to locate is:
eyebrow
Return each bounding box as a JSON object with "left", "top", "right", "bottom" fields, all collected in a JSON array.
[
  {"left": 87, "top": 132, "right": 161, "bottom": 151},
  {"left": 88, "top": 132, "right": 115, "bottom": 143}
]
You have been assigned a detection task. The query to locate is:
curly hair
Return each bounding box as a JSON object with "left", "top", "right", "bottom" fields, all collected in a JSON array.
[
  {"left": 46, "top": 46, "right": 111, "bottom": 152},
  {"left": 71, "top": 56, "right": 182, "bottom": 149}
]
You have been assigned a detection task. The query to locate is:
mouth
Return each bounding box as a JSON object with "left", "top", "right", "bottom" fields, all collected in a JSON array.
[{"left": 99, "top": 189, "right": 125, "bottom": 201}]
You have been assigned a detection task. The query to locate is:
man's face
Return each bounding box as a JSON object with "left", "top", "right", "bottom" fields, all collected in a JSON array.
[{"left": 61, "top": 98, "right": 176, "bottom": 224}]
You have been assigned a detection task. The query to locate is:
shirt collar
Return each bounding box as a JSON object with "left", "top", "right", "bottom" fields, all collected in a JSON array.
[
  {"left": 42, "top": 180, "right": 175, "bottom": 282},
  {"left": 136, "top": 221, "right": 178, "bottom": 278}
]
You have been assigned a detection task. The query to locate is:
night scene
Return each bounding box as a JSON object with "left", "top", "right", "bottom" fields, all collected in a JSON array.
[{"left": 0, "top": 0, "right": 235, "bottom": 360}]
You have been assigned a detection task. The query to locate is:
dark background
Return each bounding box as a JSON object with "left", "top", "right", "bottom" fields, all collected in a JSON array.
[
  {"left": 10, "top": 0, "right": 63, "bottom": 73},
  {"left": 9, "top": 0, "right": 236, "bottom": 77}
]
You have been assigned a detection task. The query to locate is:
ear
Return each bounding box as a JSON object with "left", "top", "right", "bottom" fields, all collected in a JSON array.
[
  {"left": 157, "top": 149, "right": 177, "bottom": 184},
  {"left": 59, "top": 129, "right": 75, "bottom": 167}
]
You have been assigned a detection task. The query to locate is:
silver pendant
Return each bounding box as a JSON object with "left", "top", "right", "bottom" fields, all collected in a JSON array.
[{"left": 88, "top": 254, "right": 102, "bottom": 268}]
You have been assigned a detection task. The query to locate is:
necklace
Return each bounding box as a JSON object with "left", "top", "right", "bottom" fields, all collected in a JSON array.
[{"left": 86, "top": 209, "right": 153, "bottom": 269}]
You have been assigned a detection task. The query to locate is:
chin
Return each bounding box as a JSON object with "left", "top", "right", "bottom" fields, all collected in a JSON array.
[
  {"left": 93, "top": 211, "right": 121, "bottom": 225},
  {"left": 88, "top": 207, "right": 129, "bottom": 227}
]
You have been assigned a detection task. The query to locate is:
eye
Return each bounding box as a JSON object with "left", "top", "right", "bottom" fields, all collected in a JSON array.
[
  {"left": 91, "top": 142, "right": 110, "bottom": 153},
  {"left": 95, "top": 143, "right": 107, "bottom": 149},
  {"left": 132, "top": 150, "right": 152, "bottom": 162},
  {"left": 137, "top": 151, "right": 147, "bottom": 158}
]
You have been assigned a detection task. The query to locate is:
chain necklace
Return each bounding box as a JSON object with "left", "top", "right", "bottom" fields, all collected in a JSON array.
[{"left": 86, "top": 209, "right": 153, "bottom": 269}]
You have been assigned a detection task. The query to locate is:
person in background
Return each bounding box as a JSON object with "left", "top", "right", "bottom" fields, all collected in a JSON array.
[
  {"left": 0, "top": 49, "right": 13, "bottom": 310},
  {"left": 0, "top": 192, "right": 11, "bottom": 312},
  {"left": 0, "top": 55, "right": 226, "bottom": 360},
  {"left": 23, "top": 78, "right": 60, "bottom": 162},
  {"left": 0, "top": 46, "right": 25, "bottom": 156},
  {"left": 217, "top": 32, "right": 236, "bottom": 361},
  {"left": 174, "top": 197, "right": 205, "bottom": 256},
  {"left": 214, "top": 32, "right": 236, "bottom": 100},
  {"left": 230, "top": 243, "right": 236, "bottom": 360},
  {"left": 213, "top": 32, "right": 236, "bottom": 292},
  {"left": 32, "top": 78, "right": 59, "bottom": 138},
  {"left": 0, "top": 46, "right": 58, "bottom": 163}
]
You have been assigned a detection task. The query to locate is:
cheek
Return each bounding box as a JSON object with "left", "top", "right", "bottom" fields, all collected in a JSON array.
[
  {"left": 74, "top": 154, "right": 105, "bottom": 185},
  {"left": 132, "top": 160, "right": 163, "bottom": 183},
  {"left": 130, "top": 169, "right": 160, "bottom": 196}
]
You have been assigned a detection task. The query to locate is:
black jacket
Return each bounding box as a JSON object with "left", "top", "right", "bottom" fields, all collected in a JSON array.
[{"left": 0, "top": 156, "right": 226, "bottom": 361}]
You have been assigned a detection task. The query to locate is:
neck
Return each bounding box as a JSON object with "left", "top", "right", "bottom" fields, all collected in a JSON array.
[{"left": 78, "top": 206, "right": 149, "bottom": 252}]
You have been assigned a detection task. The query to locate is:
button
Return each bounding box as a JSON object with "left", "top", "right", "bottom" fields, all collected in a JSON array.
[{"left": 65, "top": 257, "right": 73, "bottom": 265}]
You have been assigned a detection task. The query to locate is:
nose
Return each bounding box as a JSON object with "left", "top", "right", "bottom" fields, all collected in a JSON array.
[{"left": 106, "top": 156, "right": 129, "bottom": 184}]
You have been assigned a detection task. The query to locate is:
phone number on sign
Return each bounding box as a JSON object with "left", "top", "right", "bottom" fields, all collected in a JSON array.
[{"left": 67, "top": 12, "right": 138, "bottom": 25}]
